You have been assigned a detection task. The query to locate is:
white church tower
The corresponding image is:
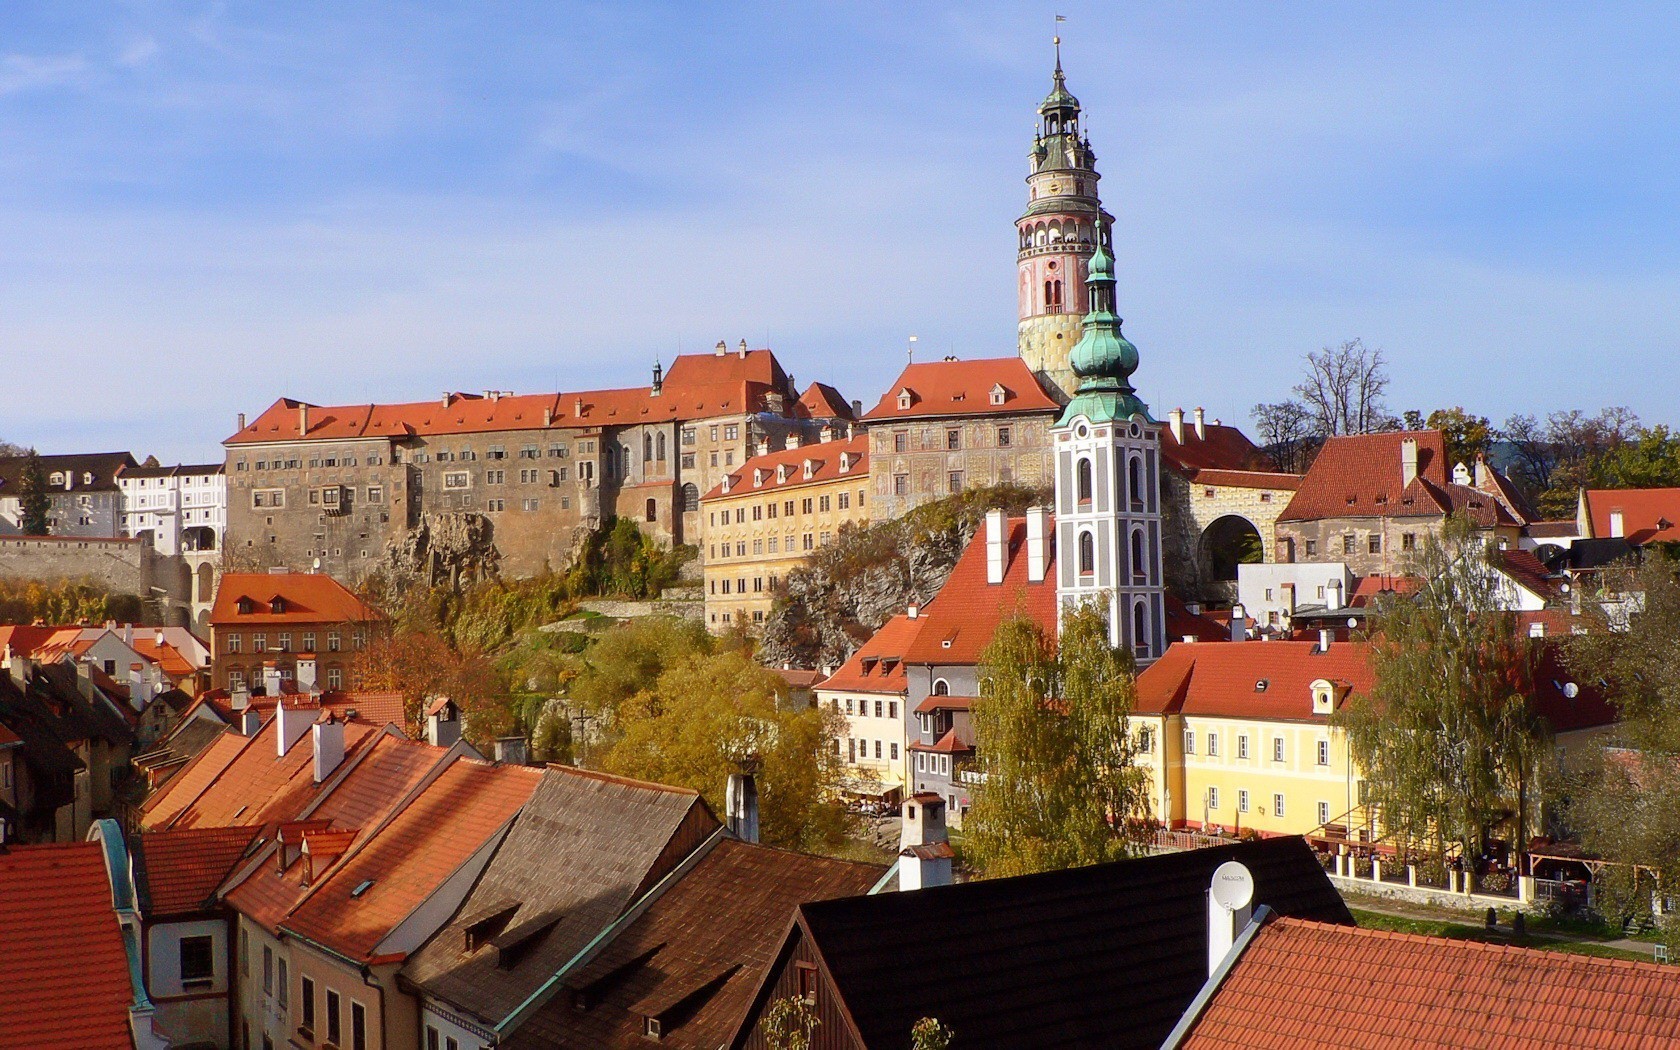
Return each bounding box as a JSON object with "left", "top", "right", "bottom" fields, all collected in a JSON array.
[{"left": 1052, "top": 220, "right": 1167, "bottom": 663}]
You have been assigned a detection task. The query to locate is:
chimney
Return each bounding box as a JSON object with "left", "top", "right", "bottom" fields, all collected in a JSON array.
[
  {"left": 312, "top": 714, "right": 345, "bottom": 783},
  {"left": 1229, "top": 604, "right": 1246, "bottom": 642},
  {"left": 1318, "top": 628, "right": 1334, "bottom": 652},
  {"left": 715, "top": 339, "right": 727, "bottom": 357},
  {"left": 1401, "top": 437, "right": 1419, "bottom": 487},
  {"left": 820, "top": 424, "right": 834, "bottom": 444},
  {"left": 737, "top": 339, "right": 748, "bottom": 359},
  {"left": 1193, "top": 407, "right": 1206, "bottom": 441},
  {"left": 756, "top": 438, "right": 770, "bottom": 457},
  {"left": 425, "top": 698, "right": 461, "bottom": 748},
  {"left": 122, "top": 622, "right": 134, "bottom": 646},
  {"left": 1168, "top": 408, "right": 1185, "bottom": 445},
  {"left": 1207, "top": 861, "right": 1255, "bottom": 976},
  {"left": 898, "top": 793, "right": 953, "bottom": 891},
  {"left": 299, "top": 404, "right": 310, "bottom": 436},
  {"left": 851, "top": 399, "right": 863, "bottom": 417},
  {"left": 574, "top": 397, "right": 585, "bottom": 417},
  {"left": 231, "top": 683, "right": 251, "bottom": 711},
  {"left": 276, "top": 701, "right": 312, "bottom": 757},
  {"left": 985, "top": 508, "right": 1008, "bottom": 585},
  {"left": 295, "top": 654, "right": 318, "bottom": 694},
  {"left": 262, "top": 665, "right": 283, "bottom": 699},
  {"left": 783, "top": 433, "right": 799, "bottom": 451},
  {"left": 1280, "top": 582, "right": 1295, "bottom": 615},
  {"left": 1327, "top": 577, "right": 1345, "bottom": 610},
  {"left": 129, "top": 664, "right": 154, "bottom": 706},
  {"left": 543, "top": 406, "right": 553, "bottom": 426},
  {"left": 1025, "top": 506, "right": 1050, "bottom": 583},
  {"left": 906, "top": 603, "right": 919, "bottom": 620},
  {"left": 1609, "top": 510, "right": 1625, "bottom": 538},
  {"left": 74, "top": 659, "right": 93, "bottom": 700},
  {"left": 493, "top": 736, "right": 529, "bottom": 766},
  {"left": 237, "top": 412, "right": 247, "bottom": 430},
  {"left": 154, "top": 628, "right": 165, "bottom": 648},
  {"left": 240, "top": 706, "right": 263, "bottom": 736},
  {"left": 726, "top": 769, "right": 760, "bottom": 844}
]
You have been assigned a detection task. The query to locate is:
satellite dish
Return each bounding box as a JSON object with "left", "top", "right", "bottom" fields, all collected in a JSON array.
[
  {"left": 1347, "top": 617, "right": 1359, "bottom": 629},
  {"left": 1210, "top": 860, "right": 1255, "bottom": 911},
  {"left": 1563, "top": 682, "right": 1580, "bottom": 698}
]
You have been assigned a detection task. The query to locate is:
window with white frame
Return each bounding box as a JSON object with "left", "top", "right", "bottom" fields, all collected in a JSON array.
[
  {"left": 1237, "top": 734, "right": 1249, "bottom": 759},
  {"left": 1273, "top": 737, "right": 1285, "bottom": 762},
  {"left": 1317, "top": 739, "right": 1330, "bottom": 766},
  {"left": 1273, "top": 793, "right": 1285, "bottom": 817},
  {"left": 1318, "top": 801, "right": 1331, "bottom": 825},
  {"left": 1184, "top": 729, "right": 1195, "bottom": 755},
  {"left": 1237, "top": 790, "right": 1250, "bottom": 813}
]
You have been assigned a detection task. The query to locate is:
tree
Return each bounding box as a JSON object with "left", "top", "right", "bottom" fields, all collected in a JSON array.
[
  {"left": 1497, "top": 413, "right": 1555, "bottom": 501},
  {"left": 1333, "top": 517, "right": 1545, "bottom": 887},
  {"left": 597, "top": 647, "right": 849, "bottom": 850},
  {"left": 1425, "top": 407, "right": 1493, "bottom": 469},
  {"left": 911, "top": 1017, "right": 955, "bottom": 1050},
  {"left": 353, "top": 626, "right": 515, "bottom": 741},
  {"left": 19, "top": 450, "right": 50, "bottom": 536},
  {"left": 759, "top": 996, "right": 820, "bottom": 1050},
  {"left": 1250, "top": 399, "right": 1319, "bottom": 473},
  {"left": 1293, "top": 339, "right": 1392, "bottom": 437},
  {"left": 1565, "top": 552, "right": 1680, "bottom": 942},
  {"left": 964, "top": 604, "right": 1151, "bottom": 877}
]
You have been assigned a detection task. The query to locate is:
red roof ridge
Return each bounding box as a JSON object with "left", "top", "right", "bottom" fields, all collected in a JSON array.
[{"left": 540, "top": 763, "right": 703, "bottom": 796}]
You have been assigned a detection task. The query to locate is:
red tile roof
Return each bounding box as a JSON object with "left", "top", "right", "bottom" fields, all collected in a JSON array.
[
  {"left": 1160, "top": 422, "right": 1276, "bottom": 475},
  {"left": 909, "top": 728, "right": 973, "bottom": 754},
  {"left": 1582, "top": 487, "right": 1680, "bottom": 544},
  {"left": 913, "top": 694, "right": 973, "bottom": 714},
  {"left": 860, "top": 358, "right": 1059, "bottom": 422},
  {"left": 1183, "top": 468, "right": 1301, "bottom": 490},
  {"left": 1497, "top": 548, "right": 1564, "bottom": 600},
  {"left": 701, "top": 434, "right": 867, "bottom": 501},
  {"left": 1348, "top": 574, "right": 1422, "bottom": 606},
  {"left": 210, "top": 572, "right": 384, "bottom": 626},
  {"left": 140, "top": 728, "right": 247, "bottom": 828},
  {"left": 0, "top": 842, "right": 135, "bottom": 1049},
  {"left": 817, "top": 612, "right": 925, "bottom": 694},
  {"left": 243, "top": 690, "right": 409, "bottom": 729},
  {"left": 158, "top": 716, "right": 381, "bottom": 831},
  {"left": 1167, "top": 595, "right": 1234, "bottom": 642},
  {"left": 134, "top": 824, "right": 261, "bottom": 915},
  {"left": 1279, "top": 430, "right": 1462, "bottom": 522},
  {"left": 795, "top": 381, "right": 855, "bottom": 421},
  {"left": 901, "top": 517, "right": 1058, "bottom": 665},
  {"left": 226, "top": 349, "right": 791, "bottom": 444},
  {"left": 280, "top": 756, "right": 541, "bottom": 963},
  {"left": 1179, "top": 916, "right": 1680, "bottom": 1049}
]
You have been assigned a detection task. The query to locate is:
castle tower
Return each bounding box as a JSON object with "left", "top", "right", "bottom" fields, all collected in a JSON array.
[
  {"left": 1017, "top": 38, "right": 1112, "bottom": 402},
  {"left": 1052, "top": 221, "right": 1166, "bottom": 664}
]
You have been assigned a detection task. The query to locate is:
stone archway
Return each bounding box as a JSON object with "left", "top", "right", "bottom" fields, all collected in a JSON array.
[{"left": 1201, "top": 514, "right": 1265, "bottom": 583}]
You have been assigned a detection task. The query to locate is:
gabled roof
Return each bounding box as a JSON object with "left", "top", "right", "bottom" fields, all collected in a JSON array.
[
  {"left": 0, "top": 842, "right": 135, "bottom": 1049},
  {"left": 226, "top": 350, "right": 792, "bottom": 445},
  {"left": 1160, "top": 421, "right": 1276, "bottom": 476},
  {"left": 816, "top": 613, "right": 925, "bottom": 694},
  {"left": 901, "top": 517, "right": 1057, "bottom": 665},
  {"left": 1279, "top": 430, "right": 1470, "bottom": 523},
  {"left": 0, "top": 451, "right": 136, "bottom": 495},
  {"left": 405, "top": 766, "right": 720, "bottom": 1025},
  {"left": 140, "top": 728, "right": 247, "bottom": 827},
  {"left": 133, "top": 824, "right": 261, "bottom": 916},
  {"left": 507, "top": 838, "right": 882, "bottom": 1050},
  {"left": 239, "top": 689, "right": 409, "bottom": 730},
  {"left": 795, "top": 381, "right": 855, "bottom": 421},
  {"left": 734, "top": 838, "right": 1351, "bottom": 1050},
  {"left": 1496, "top": 548, "right": 1565, "bottom": 601},
  {"left": 860, "top": 358, "right": 1059, "bottom": 422},
  {"left": 1175, "top": 915, "right": 1680, "bottom": 1049},
  {"left": 156, "top": 716, "right": 381, "bottom": 831},
  {"left": 209, "top": 571, "right": 384, "bottom": 626},
  {"left": 1581, "top": 487, "right": 1680, "bottom": 544},
  {"left": 701, "top": 435, "right": 868, "bottom": 502},
  {"left": 133, "top": 716, "right": 229, "bottom": 784}
]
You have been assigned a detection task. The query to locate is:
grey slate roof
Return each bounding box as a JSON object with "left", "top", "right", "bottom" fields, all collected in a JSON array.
[
  {"left": 402, "top": 766, "right": 720, "bottom": 1027},
  {"left": 0, "top": 451, "right": 136, "bottom": 494}
]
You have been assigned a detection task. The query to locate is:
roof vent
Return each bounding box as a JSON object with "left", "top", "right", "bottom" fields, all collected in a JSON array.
[
  {"left": 1254, "top": 679, "right": 1269, "bottom": 692},
  {"left": 351, "top": 879, "right": 374, "bottom": 897}
]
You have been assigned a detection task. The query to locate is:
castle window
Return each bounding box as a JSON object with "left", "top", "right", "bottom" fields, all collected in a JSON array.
[
  {"left": 1130, "top": 457, "right": 1145, "bottom": 506},
  {"left": 1077, "top": 458, "right": 1093, "bottom": 504},
  {"left": 645, "top": 499, "right": 657, "bottom": 522},
  {"left": 1132, "top": 530, "right": 1147, "bottom": 583},
  {"left": 1133, "top": 602, "right": 1150, "bottom": 658},
  {"left": 1078, "top": 531, "right": 1095, "bottom": 576}
]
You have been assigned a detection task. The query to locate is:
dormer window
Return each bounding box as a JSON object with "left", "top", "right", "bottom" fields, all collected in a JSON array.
[
  {"left": 777, "top": 464, "right": 793, "bottom": 483},
  {"left": 1311, "top": 679, "right": 1338, "bottom": 714},
  {"left": 990, "top": 384, "right": 1008, "bottom": 406},
  {"left": 897, "top": 388, "right": 915, "bottom": 410},
  {"left": 49, "top": 472, "right": 64, "bottom": 486},
  {"left": 803, "top": 459, "right": 816, "bottom": 480},
  {"left": 753, "top": 468, "right": 766, "bottom": 488},
  {"left": 236, "top": 597, "right": 254, "bottom": 615},
  {"left": 269, "top": 596, "right": 285, "bottom": 614},
  {"left": 839, "top": 452, "right": 854, "bottom": 474}
]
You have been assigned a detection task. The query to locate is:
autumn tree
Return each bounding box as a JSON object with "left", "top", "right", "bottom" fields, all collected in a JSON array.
[
  {"left": 597, "top": 647, "right": 848, "bottom": 851},
  {"left": 964, "top": 604, "right": 1151, "bottom": 877},
  {"left": 1424, "top": 407, "right": 1493, "bottom": 468},
  {"left": 19, "top": 450, "right": 50, "bottom": 536},
  {"left": 353, "top": 626, "right": 515, "bottom": 741},
  {"left": 1333, "top": 518, "right": 1546, "bottom": 886},
  {"left": 1293, "top": 338, "right": 1393, "bottom": 437},
  {"left": 759, "top": 996, "right": 820, "bottom": 1050}
]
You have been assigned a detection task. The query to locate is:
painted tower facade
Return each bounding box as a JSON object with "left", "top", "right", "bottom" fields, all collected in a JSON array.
[
  {"left": 1053, "top": 222, "right": 1166, "bottom": 663},
  {"left": 1017, "top": 42, "right": 1113, "bottom": 402}
]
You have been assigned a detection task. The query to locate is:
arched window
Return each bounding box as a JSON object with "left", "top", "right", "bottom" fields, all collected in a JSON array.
[
  {"left": 656, "top": 433, "right": 667, "bottom": 461},
  {"left": 1133, "top": 602, "right": 1150, "bottom": 655},
  {"left": 1129, "top": 456, "right": 1144, "bottom": 506},
  {"left": 1132, "top": 529, "right": 1147, "bottom": 583},
  {"left": 645, "top": 498, "right": 657, "bottom": 522},
  {"left": 1049, "top": 279, "right": 1063, "bottom": 308},
  {"left": 643, "top": 434, "right": 653, "bottom": 462},
  {"left": 933, "top": 679, "right": 950, "bottom": 696},
  {"left": 1078, "top": 531, "right": 1095, "bottom": 576},
  {"left": 678, "top": 483, "right": 699, "bottom": 512},
  {"left": 1077, "top": 458, "right": 1093, "bottom": 504}
]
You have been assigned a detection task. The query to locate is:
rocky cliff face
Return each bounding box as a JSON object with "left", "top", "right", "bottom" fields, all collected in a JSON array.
[
  {"left": 378, "top": 512, "right": 501, "bottom": 592},
  {"left": 757, "top": 484, "right": 1050, "bottom": 672}
]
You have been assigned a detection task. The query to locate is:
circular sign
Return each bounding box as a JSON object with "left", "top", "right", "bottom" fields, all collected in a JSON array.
[{"left": 1210, "top": 861, "right": 1255, "bottom": 911}]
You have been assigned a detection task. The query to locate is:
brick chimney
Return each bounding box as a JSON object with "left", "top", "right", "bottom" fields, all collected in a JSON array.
[
  {"left": 237, "top": 412, "right": 247, "bottom": 430},
  {"left": 985, "top": 508, "right": 1007, "bottom": 585}
]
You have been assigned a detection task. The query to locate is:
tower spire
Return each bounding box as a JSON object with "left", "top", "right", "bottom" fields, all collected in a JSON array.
[{"left": 1058, "top": 218, "right": 1148, "bottom": 425}]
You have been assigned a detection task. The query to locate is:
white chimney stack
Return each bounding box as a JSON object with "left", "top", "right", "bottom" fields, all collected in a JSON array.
[
  {"left": 1609, "top": 510, "right": 1625, "bottom": 538},
  {"left": 1193, "top": 407, "right": 1206, "bottom": 441},
  {"left": 296, "top": 655, "right": 318, "bottom": 694},
  {"left": 1401, "top": 437, "right": 1419, "bottom": 487},
  {"left": 1025, "top": 506, "right": 1050, "bottom": 583},
  {"left": 276, "top": 701, "right": 312, "bottom": 757},
  {"left": 899, "top": 793, "right": 953, "bottom": 891},
  {"left": 1229, "top": 604, "right": 1246, "bottom": 642},
  {"left": 262, "top": 665, "right": 283, "bottom": 698},
  {"left": 312, "top": 714, "right": 345, "bottom": 783},
  {"left": 985, "top": 508, "right": 1008, "bottom": 585},
  {"left": 1207, "top": 861, "right": 1255, "bottom": 976},
  {"left": 727, "top": 770, "right": 760, "bottom": 844},
  {"left": 426, "top": 698, "right": 461, "bottom": 748},
  {"left": 1327, "top": 577, "right": 1345, "bottom": 610},
  {"left": 231, "top": 683, "right": 251, "bottom": 712},
  {"left": 1168, "top": 408, "right": 1185, "bottom": 445},
  {"left": 1319, "top": 628, "right": 1334, "bottom": 652}
]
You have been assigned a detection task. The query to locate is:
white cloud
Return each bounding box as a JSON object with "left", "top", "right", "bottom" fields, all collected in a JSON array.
[{"left": 0, "top": 53, "right": 89, "bottom": 95}]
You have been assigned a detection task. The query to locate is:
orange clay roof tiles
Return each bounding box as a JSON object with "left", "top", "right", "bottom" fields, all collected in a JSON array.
[
  {"left": 817, "top": 613, "right": 925, "bottom": 693},
  {"left": 163, "top": 717, "right": 381, "bottom": 831},
  {"left": 1180, "top": 916, "right": 1680, "bottom": 1049},
  {"left": 861, "top": 358, "right": 1059, "bottom": 421},
  {"left": 1159, "top": 423, "right": 1276, "bottom": 475},
  {"left": 1583, "top": 487, "right": 1680, "bottom": 544},
  {"left": 209, "top": 571, "right": 384, "bottom": 626},
  {"left": 702, "top": 434, "right": 868, "bottom": 501},
  {"left": 1280, "top": 430, "right": 1452, "bottom": 522},
  {"left": 140, "top": 728, "right": 247, "bottom": 827},
  {"left": 133, "top": 824, "right": 261, "bottom": 916},
  {"left": 0, "top": 842, "right": 135, "bottom": 1049},
  {"left": 901, "top": 516, "right": 1057, "bottom": 665},
  {"left": 279, "top": 757, "right": 541, "bottom": 963}
]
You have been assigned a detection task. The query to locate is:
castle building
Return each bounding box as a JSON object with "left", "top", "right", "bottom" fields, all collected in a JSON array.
[
  {"left": 1051, "top": 223, "right": 1167, "bottom": 662},
  {"left": 1017, "top": 40, "right": 1113, "bottom": 401}
]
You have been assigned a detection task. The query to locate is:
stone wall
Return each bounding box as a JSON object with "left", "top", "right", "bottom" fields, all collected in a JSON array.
[{"left": 0, "top": 535, "right": 195, "bottom": 623}]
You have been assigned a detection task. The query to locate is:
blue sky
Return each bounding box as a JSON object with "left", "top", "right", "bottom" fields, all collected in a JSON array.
[{"left": 3, "top": 2, "right": 1678, "bottom": 461}]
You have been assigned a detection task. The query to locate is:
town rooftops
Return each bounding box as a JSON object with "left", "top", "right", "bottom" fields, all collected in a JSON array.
[
  {"left": 131, "top": 824, "right": 261, "bottom": 916},
  {"left": 860, "top": 357, "right": 1060, "bottom": 422},
  {"left": 1278, "top": 430, "right": 1523, "bottom": 525},
  {"left": 405, "top": 766, "right": 720, "bottom": 1026},
  {"left": 731, "top": 837, "right": 1350, "bottom": 1050},
  {"left": 1580, "top": 486, "right": 1680, "bottom": 545},
  {"left": 209, "top": 571, "right": 384, "bottom": 626},
  {"left": 795, "top": 381, "right": 855, "bottom": 421},
  {"left": 0, "top": 450, "right": 137, "bottom": 495},
  {"left": 226, "top": 349, "right": 794, "bottom": 445},
  {"left": 702, "top": 434, "right": 868, "bottom": 502},
  {"left": 116, "top": 462, "right": 225, "bottom": 479},
  {"left": 900, "top": 515, "right": 1057, "bottom": 665},
  {"left": 816, "top": 612, "right": 925, "bottom": 694},
  {"left": 1158, "top": 417, "right": 1278, "bottom": 477},
  {"left": 0, "top": 841, "right": 136, "bottom": 1049},
  {"left": 506, "top": 837, "right": 883, "bottom": 1049},
  {"left": 1171, "top": 915, "right": 1680, "bottom": 1049}
]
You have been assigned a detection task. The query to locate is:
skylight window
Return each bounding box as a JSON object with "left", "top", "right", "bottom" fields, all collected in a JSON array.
[{"left": 351, "top": 879, "right": 374, "bottom": 897}]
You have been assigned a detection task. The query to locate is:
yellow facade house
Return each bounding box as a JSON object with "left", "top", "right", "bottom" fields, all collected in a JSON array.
[{"left": 699, "top": 432, "right": 868, "bottom": 630}]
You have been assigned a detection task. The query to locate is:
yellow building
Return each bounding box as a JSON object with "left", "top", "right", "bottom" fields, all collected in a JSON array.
[
  {"left": 699, "top": 433, "right": 869, "bottom": 630},
  {"left": 1132, "top": 638, "right": 1616, "bottom": 842},
  {"left": 813, "top": 611, "right": 921, "bottom": 801}
]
